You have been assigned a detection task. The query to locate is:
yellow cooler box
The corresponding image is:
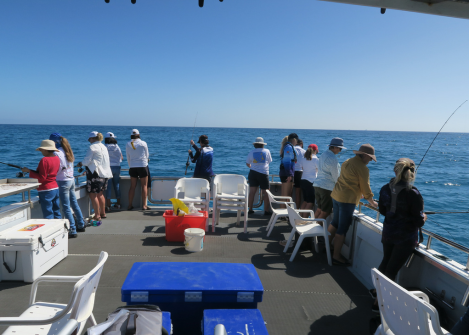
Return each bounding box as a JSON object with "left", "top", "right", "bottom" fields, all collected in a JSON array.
[{"left": 0, "top": 219, "right": 69, "bottom": 282}]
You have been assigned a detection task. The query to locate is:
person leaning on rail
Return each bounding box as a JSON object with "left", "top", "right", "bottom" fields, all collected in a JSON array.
[
  {"left": 370, "top": 158, "right": 427, "bottom": 312},
  {"left": 246, "top": 137, "right": 272, "bottom": 215},
  {"left": 126, "top": 129, "right": 150, "bottom": 211},
  {"left": 105, "top": 132, "right": 123, "bottom": 211},
  {"left": 49, "top": 133, "right": 87, "bottom": 237},
  {"left": 77, "top": 131, "right": 113, "bottom": 223},
  {"left": 329, "top": 143, "right": 378, "bottom": 266},
  {"left": 278, "top": 133, "right": 299, "bottom": 209},
  {"left": 313, "top": 137, "right": 345, "bottom": 221},
  {"left": 21, "top": 140, "right": 62, "bottom": 221},
  {"left": 293, "top": 139, "right": 305, "bottom": 209}
]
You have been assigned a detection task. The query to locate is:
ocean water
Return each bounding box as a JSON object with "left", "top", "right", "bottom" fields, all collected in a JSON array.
[{"left": 1, "top": 124, "right": 468, "bottom": 264}]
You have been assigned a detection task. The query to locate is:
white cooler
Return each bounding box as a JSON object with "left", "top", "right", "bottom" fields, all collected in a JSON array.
[{"left": 0, "top": 219, "right": 69, "bottom": 282}]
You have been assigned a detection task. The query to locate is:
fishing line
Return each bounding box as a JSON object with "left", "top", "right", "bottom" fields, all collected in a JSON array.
[
  {"left": 425, "top": 217, "right": 456, "bottom": 242},
  {"left": 416, "top": 100, "right": 467, "bottom": 171},
  {"left": 185, "top": 112, "right": 199, "bottom": 175}
]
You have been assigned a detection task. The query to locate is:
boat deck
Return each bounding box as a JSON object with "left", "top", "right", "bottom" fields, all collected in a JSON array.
[{"left": 0, "top": 209, "right": 374, "bottom": 334}]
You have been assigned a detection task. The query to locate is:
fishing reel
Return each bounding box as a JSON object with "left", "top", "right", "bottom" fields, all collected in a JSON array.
[
  {"left": 77, "top": 167, "right": 85, "bottom": 173},
  {"left": 16, "top": 172, "right": 27, "bottom": 178}
]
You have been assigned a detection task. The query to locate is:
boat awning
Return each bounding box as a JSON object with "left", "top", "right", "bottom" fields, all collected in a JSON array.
[{"left": 320, "top": 0, "right": 469, "bottom": 19}]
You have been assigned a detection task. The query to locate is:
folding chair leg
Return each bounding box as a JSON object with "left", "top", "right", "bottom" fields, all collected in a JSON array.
[
  {"left": 283, "top": 228, "right": 296, "bottom": 253},
  {"left": 89, "top": 313, "right": 97, "bottom": 326},
  {"left": 314, "top": 236, "right": 320, "bottom": 253},
  {"left": 211, "top": 201, "right": 217, "bottom": 232},
  {"left": 266, "top": 214, "right": 274, "bottom": 231},
  {"left": 244, "top": 210, "right": 248, "bottom": 234},
  {"left": 289, "top": 234, "right": 304, "bottom": 262},
  {"left": 324, "top": 236, "right": 332, "bottom": 266},
  {"left": 236, "top": 210, "right": 241, "bottom": 226},
  {"left": 267, "top": 214, "right": 278, "bottom": 237}
]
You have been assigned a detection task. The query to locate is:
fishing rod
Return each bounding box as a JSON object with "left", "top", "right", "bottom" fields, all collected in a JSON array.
[
  {"left": 0, "top": 161, "right": 28, "bottom": 178},
  {"left": 416, "top": 100, "right": 467, "bottom": 172},
  {"left": 337, "top": 142, "right": 362, "bottom": 158},
  {"left": 425, "top": 211, "right": 469, "bottom": 215},
  {"left": 185, "top": 112, "right": 198, "bottom": 175}
]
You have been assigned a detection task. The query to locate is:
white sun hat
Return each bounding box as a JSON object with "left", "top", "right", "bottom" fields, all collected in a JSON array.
[
  {"left": 88, "top": 131, "right": 99, "bottom": 139},
  {"left": 131, "top": 129, "right": 140, "bottom": 135},
  {"left": 253, "top": 137, "right": 267, "bottom": 145},
  {"left": 105, "top": 132, "right": 116, "bottom": 138},
  {"left": 36, "top": 140, "right": 58, "bottom": 152}
]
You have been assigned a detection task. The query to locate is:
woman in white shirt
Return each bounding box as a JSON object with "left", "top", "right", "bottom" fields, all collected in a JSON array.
[
  {"left": 77, "top": 131, "right": 113, "bottom": 223},
  {"left": 246, "top": 137, "right": 272, "bottom": 215},
  {"left": 49, "top": 133, "right": 86, "bottom": 237},
  {"left": 126, "top": 129, "right": 150, "bottom": 210},
  {"left": 105, "top": 132, "right": 123, "bottom": 211},
  {"left": 299, "top": 144, "right": 319, "bottom": 215}
]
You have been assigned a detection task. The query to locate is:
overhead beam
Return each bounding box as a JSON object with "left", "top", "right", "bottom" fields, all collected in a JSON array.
[{"left": 321, "top": 0, "right": 469, "bottom": 20}]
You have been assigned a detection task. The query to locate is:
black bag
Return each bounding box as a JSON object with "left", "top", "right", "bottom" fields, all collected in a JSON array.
[{"left": 87, "top": 304, "right": 169, "bottom": 335}]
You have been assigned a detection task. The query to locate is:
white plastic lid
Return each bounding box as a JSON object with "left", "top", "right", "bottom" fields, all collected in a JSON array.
[{"left": 0, "top": 219, "right": 68, "bottom": 246}]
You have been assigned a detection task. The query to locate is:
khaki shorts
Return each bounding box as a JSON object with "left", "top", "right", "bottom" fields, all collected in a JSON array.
[{"left": 314, "top": 187, "right": 333, "bottom": 213}]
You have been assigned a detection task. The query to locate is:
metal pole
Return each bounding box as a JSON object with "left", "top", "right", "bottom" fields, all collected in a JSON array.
[{"left": 426, "top": 236, "right": 433, "bottom": 249}]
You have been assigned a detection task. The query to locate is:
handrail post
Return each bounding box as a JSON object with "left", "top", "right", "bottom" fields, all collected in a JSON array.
[
  {"left": 466, "top": 255, "right": 469, "bottom": 271},
  {"left": 427, "top": 236, "right": 433, "bottom": 249}
]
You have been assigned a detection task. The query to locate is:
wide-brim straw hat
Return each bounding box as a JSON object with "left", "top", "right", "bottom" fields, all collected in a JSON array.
[
  {"left": 253, "top": 137, "right": 267, "bottom": 145},
  {"left": 353, "top": 143, "right": 377, "bottom": 162},
  {"left": 36, "top": 140, "right": 59, "bottom": 152}
]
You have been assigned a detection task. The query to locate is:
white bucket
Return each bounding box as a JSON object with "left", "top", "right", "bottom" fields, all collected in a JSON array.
[{"left": 184, "top": 228, "right": 205, "bottom": 252}]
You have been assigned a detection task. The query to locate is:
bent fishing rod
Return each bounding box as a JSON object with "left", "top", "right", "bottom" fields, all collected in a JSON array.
[
  {"left": 0, "top": 161, "right": 30, "bottom": 178},
  {"left": 337, "top": 141, "right": 362, "bottom": 158},
  {"left": 185, "top": 112, "right": 198, "bottom": 175}
]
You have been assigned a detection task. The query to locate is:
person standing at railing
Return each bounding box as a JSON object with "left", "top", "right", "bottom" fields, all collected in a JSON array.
[
  {"left": 313, "top": 137, "right": 345, "bottom": 221},
  {"left": 370, "top": 158, "right": 427, "bottom": 312},
  {"left": 188, "top": 135, "right": 214, "bottom": 184},
  {"left": 293, "top": 139, "right": 306, "bottom": 209},
  {"left": 298, "top": 144, "right": 319, "bottom": 217},
  {"left": 105, "top": 132, "right": 123, "bottom": 211},
  {"left": 126, "top": 129, "right": 150, "bottom": 211},
  {"left": 329, "top": 143, "right": 378, "bottom": 266},
  {"left": 49, "top": 133, "right": 86, "bottom": 237},
  {"left": 279, "top": 133, "right": 298, "bottom": 207},
  {"left": 77, "top": 132, "right": 113, "bottom": 223},
  {"left": 21, "top": 140, "right": 61, "bottom": 220},
  {"left": 246, "top": 137, "right": 272, "bottom": 215}
]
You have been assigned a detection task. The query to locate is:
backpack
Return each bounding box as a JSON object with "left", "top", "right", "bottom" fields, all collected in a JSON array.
[{"left": 87, "top": 304, "right": 169, "bottom": 335}]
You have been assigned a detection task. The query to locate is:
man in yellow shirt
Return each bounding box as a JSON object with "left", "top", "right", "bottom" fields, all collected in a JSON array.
[{"left": 329, "top": 144, "right": 378, "bottom": 265}]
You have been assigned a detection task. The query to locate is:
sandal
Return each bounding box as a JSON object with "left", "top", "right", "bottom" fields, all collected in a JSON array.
[
  {"left": 127, "top": 206, "right": 134, "bottom": 211},
  {"left": 100, "top": 214, "right": 107, "bottom": 219},
  {"left": 142, "top": 206, "right": 149, "bottom": 210},
  {"left": 332, "top": 258, "right": 351, "bottom": 266},
  {"left": 248, "top": 210, "right": 255, "bottom": 215}
]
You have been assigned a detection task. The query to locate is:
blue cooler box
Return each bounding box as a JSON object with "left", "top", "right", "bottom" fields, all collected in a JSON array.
[
  {"left": 203, "top": 309, "right": 269, "bottom": 335},
  {"left": 121, "top": 262, "right": 264, "bottom": 334}
]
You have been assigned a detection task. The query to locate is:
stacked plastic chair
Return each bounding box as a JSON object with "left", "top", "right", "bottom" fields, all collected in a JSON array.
[
  {"left": 174, "top": 177, "right": 211, "bottom": 231},
  {"left": 212, "top": 174, "right": 249, "bottom": 233},
  {"left": 265, "top": 190, "right": 296, "bottom": 237}
]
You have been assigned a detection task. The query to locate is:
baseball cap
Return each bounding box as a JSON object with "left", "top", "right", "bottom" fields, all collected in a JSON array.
[
  {"left": 88, "top": 131, "right": 98, "bottom": 139},
  {"left": 131, "top": 129, "right": 140, "bottom": 135},
  {"left": 105, "top": 132, "right": 116, "bottom": 138}
]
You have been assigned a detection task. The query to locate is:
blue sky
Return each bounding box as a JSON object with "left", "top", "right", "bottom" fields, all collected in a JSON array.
[{"left": 1, "top": 0, "right": 468, "bottom": 132}]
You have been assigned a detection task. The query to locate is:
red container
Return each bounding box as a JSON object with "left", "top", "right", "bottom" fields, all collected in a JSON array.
[{"left": 163, "top": 210, "right": 208, "bottom": 242}]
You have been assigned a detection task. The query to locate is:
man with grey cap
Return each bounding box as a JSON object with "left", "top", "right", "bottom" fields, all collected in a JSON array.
[{"left": 314, "top": 137, "right": 345, "bottom": 221}]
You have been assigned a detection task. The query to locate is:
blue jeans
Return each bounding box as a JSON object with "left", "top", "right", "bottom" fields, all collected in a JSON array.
[
  {"left": 330, "top": 199, "right": 356, "bottom": 236},
  {"left": 452, "top": 308, "right": 469, "bottom": 335},
  {"left": 106, "top": 166, "right": 121, "bottom": 199},
  {"left": 58, "top": 180, "right": 86, "bottom": 233},
  {"left": 38, "top": 189, "right": 61, "bottom": 220}
]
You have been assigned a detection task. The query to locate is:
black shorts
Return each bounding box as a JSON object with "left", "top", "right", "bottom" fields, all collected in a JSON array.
[
  {"left": 248, "top": 170, "right": 270, "bottom": 190},
  {"left": 301, "top": 179, "right": 316, "bottom": 203},
  {"left": 129, "top": 167, "right": 149, "bottom": 179},
  {"left": 280, "top": 175, "right": 293, "bottom": 183},
  {"left": 294, "top": 171, "right": 303, "bottom": 188}
]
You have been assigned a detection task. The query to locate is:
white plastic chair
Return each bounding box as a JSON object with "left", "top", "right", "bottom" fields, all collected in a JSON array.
[
  {"left": 283, "top": 205, "right": 331, "bottom": 265},
  {"left": 371, "top": 268, "right": 450, "bottom": 335},
  {"left": 212, "top": 174, "right": 249, "bottom": 233},
  {"left": 175, "top": 177, "right": 210, "bottom": 231},
  {"left": 265, "top": 190, "right": 297, "bottom": 237},
  {"left": 0, "top": 251, "right": 109, "bottom": 335}
]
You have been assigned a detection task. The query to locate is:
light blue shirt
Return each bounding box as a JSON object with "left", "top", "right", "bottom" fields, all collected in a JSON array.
[{"left": 314, "top": 149, "right": 340, "bottom": 191}]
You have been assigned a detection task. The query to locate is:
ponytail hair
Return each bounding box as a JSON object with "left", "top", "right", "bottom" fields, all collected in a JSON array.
[
  {"left": 280, "top": 136, "right": 288, "bottom": 156},
  {"left": 304, "top": 147, "right": 317, "bottom": 160},
  {"left": 392, "top": 158, "right": 416, "bottom": 190},
  {"left": 61, "top": 137, "right": 75, "bottom": 163},
  {"left": 92, "top": 133, "right": 104, "bottom": 142}
]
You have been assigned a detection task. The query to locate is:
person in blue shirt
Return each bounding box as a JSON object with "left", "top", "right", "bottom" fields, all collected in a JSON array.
[
  {"left": 279, "top": 133, "right": 298, "bottom": 202},
  {"left": 189, "top": 135, "right": 214, "bottom": 184}
]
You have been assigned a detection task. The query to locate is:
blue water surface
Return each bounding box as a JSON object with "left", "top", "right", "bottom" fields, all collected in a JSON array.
[{"left": 1, "top": 124, "right": 468, "bottom": 264}]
